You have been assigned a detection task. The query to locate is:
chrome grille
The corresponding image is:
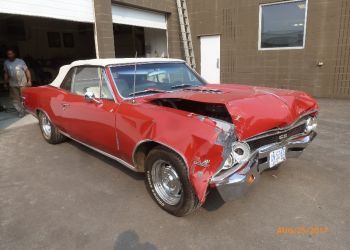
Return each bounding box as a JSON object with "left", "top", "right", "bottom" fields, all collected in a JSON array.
[{"left": 247, "top": 123, "right": 306, "bottom": 151}]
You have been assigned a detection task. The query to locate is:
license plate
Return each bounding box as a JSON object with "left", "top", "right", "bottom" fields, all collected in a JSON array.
[{"left": 269, "top": 147, "right": 286, "bottom": 168}]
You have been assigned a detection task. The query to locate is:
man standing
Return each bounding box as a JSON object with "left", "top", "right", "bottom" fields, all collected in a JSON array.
[{"left": 3, "top": 48, "right": 32, "bottom": 117}]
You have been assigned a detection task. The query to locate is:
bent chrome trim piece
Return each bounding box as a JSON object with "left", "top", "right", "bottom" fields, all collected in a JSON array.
[
  {"left": 58, "top": 130, "right": 137, "bottom": 172},
  {"left": 212, "top": 131, "right": 315, "bottom": 184},
  {"left": 212, "top": 120, "right": 311, "bottom": 182},
  {"left": 210, "top": 132, "right": 316, "bottom": 201}
]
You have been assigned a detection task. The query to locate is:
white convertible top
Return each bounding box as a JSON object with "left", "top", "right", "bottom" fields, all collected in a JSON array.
[{"left": 50, "top": 58, "right": 185, "bottom": 87}]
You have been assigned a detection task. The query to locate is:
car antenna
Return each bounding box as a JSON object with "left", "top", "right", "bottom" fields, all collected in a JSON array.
[{"left": 132, "top": 51, "right": 138, "bottom": 103}]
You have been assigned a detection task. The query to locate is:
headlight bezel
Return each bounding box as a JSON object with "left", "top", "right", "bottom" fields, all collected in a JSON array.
[
  {"left": 305, "top": 116, "right": 318, "bottom": 133},
  {"left": 222, "top": 142, "right": 251, "bottom": 170}
]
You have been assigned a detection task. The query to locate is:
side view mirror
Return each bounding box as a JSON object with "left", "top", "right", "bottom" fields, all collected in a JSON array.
[{"left": 84, "top": 91, "right": 101, "bottom": 104}]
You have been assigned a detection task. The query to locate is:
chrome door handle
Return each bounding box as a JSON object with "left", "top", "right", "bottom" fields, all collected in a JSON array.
[{"left": 61, "top": 103, "right": 70, "bottom": 110}]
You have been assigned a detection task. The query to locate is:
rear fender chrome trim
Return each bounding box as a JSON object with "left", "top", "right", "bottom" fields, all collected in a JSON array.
[{"left": 35, "top": 108, "right": 50, "bottom": 120}]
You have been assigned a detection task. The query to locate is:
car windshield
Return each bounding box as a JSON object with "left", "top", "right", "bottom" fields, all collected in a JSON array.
[{"left": 109, "top": 62, "right": 205, "bottom": 98}]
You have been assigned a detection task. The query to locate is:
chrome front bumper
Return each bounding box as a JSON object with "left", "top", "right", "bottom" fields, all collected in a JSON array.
[{"left": 210, "top": 132, "right": 317, "bottom": 202}]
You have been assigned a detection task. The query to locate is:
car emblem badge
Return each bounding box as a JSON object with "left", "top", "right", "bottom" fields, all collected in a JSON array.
[
  {"left": 279, "top": 134, "right": 288, "bottom": 140},
  {"left": 193, "top": 159, "right": 210, "bottom": 168}
]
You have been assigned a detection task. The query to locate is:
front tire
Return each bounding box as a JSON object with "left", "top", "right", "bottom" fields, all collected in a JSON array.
[
  {"left": 145, "top": 146, "right": 200, "bottom": 216},
  {"left": 38, "top": 111, "right": 65, "bottom": 144}
]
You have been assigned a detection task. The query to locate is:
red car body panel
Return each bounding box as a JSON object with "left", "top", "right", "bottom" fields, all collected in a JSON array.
[
  {"left": 145, "top": 84, "right": 318, "bottom": 140},
  {"left": 22, "top": 69, "right": 318, "bottom": 204}
]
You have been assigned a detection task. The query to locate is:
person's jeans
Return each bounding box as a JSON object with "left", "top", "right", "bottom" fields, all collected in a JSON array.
[{"left": 9, "top": 86, "right": 25, "bottom": 114}]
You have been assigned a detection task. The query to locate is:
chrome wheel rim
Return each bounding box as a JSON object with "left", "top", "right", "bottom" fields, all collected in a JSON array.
[
  {"left": 41, "top": 114, "right": 52, "bottom": 139},
  {"left": 151, "top": 160, "right": 182, "bottom": 206}
]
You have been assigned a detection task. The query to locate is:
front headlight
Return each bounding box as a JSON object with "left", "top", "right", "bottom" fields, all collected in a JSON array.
[
  {"left": 222, "top": 142, "right": 251, "bottom": 170},
  {"left": 305, "top": 116, "right": 318, "bottom": 133},
  {"left": 222, "top": 154, "right": 234, "bottom": 170}
]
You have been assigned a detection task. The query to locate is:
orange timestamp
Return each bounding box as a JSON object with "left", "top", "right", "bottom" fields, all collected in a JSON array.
[{"left": 276, "top": 226, "right": 329, "bottom": 235}]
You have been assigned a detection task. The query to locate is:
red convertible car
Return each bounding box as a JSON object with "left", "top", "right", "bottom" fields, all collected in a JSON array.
[{"left": 22, "top": 58, "right": 318, "bottom": 216}]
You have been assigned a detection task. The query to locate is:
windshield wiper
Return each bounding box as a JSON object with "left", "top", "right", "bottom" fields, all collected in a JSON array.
[
  {"left": 128, "top": 88, "right": 166, "bottom": 97},
  {"left": 171, "top": 83, "right": 197, "bottom": 89}
]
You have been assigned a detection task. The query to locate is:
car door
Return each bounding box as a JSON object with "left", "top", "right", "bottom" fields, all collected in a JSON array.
[{"left": 59, "top": 66, "right": 118, "bottom": 155}]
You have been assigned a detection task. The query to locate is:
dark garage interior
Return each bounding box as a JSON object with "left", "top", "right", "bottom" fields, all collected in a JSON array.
[{"left": 0, "top": 14, "right": 95, "bottom": 91}]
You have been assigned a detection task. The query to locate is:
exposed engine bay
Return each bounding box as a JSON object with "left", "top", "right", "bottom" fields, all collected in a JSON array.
[{"left": 151, "top": 98, "right": 233, "bottom": 123}]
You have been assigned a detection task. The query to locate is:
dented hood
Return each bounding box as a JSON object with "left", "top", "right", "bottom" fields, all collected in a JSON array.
[{"left": 147, "top": 84, "right": 318, "bottom": 140}]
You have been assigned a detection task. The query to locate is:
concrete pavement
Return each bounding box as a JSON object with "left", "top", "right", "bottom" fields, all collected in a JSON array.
[
  {"left": 0, "top": 95, "right": 37, "bottom": 130},
  {"left": 0, "top": 98, "right": 349, "bottom": 249}
]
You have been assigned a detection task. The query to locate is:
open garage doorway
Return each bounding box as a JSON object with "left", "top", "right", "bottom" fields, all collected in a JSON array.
[
  {"left": 111, "top": 4, "right": 168, "bottom": 58},
  {"left": 113, "top": 24, "right": 168, "bottom": 58},
  {"left": 0, "top": 14, "right": 95, "bottom": 88}
]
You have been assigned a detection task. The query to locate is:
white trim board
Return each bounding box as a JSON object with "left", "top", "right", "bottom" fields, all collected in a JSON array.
[
  {"left": 0, "top": 0, "right": 94, "bottom": 23},
  {"left": 111, "top": 4, "right": 166, "bottom": 30}
]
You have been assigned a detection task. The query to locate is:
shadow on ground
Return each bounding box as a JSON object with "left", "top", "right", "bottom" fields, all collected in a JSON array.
[{"left": 114, "top": 230, "right": 157, "bottom": 250}]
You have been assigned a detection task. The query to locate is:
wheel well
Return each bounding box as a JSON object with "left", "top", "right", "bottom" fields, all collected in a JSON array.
[
  {"left": 133, "top": 141, "right": 159, "bottom": 172},
  {"left": 36, "top": 109, "right": 42, "bottom": 117},
  {"left": 133, "top": 141, "right": 186, "bottom": 172}
]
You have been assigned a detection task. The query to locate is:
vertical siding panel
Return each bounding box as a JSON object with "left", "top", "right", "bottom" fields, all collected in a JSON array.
[{"left": 333, "top": 0, "right": 350, "bottom": 97}]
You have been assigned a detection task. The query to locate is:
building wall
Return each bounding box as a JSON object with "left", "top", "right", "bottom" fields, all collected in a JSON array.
[
  {"left": 187, "top": 0, "right": 350, "bottom": 98},
  {"left": 94, "top": 0, "right": 115, "bottom": 58}
]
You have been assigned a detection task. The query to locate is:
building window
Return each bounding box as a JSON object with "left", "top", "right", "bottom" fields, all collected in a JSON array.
[{"left": 259, "top": 0, "right": 308, "bottom": 50}]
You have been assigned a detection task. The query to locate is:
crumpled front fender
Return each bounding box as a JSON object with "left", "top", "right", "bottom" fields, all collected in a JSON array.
[
  {"left": 185, "top": 118, "right": 235, "bottom": 203},
  {"left": 118, "top": 102, "right": 235, "bottom": 204}
]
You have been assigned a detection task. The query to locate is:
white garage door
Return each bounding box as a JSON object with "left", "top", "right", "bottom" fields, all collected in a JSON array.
[
  {"left": 0, "top": 0, "right": 94, "bottom": 23},
  {"left": 111, "top": 5, "right": 166, "bottom": 30}
]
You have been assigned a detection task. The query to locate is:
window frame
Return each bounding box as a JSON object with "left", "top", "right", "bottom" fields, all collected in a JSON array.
[
  {"left": 59, "top": 66, "right": 117, "bottom": 103},
  {"left": 258, "top": 0, "right": 309, "bottom": 51},
  {"left": 60, "top": 67, "right": 75, "bottom": 92},
  {"left": 99, "top": 67, "right": 116, "bottom": 101},
  {"left": 108, "top": 62, "right": 206, "bottom": 100}
]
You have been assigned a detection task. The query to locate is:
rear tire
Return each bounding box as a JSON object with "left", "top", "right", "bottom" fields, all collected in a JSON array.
[
  {"left": 38, "top": 111, "right": 65, "bottom": 144},
  {"left": 145, "top": 146, "right": 201, "bottom": 216}
]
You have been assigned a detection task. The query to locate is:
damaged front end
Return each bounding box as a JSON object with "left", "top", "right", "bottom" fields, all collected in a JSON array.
[
  {"left": 149, "top": 97, "right": 268, "bottom": 203},
  {"left": 149, "top": 98, "right": 238, "bottom": 203},
  {"left": 148, "top": 96, "right": 318, "bottom": 203},
  {"left": 210, "top": 114, "right": 318, "bottom": 202}
]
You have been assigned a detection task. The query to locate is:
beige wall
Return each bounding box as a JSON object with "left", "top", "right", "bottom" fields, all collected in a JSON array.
[
  {"left": 94, "top": 0, "right": 115, "bottom": 58},
  {"left": 187, "top": 0, "right": 350, "bottom": 98}
]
